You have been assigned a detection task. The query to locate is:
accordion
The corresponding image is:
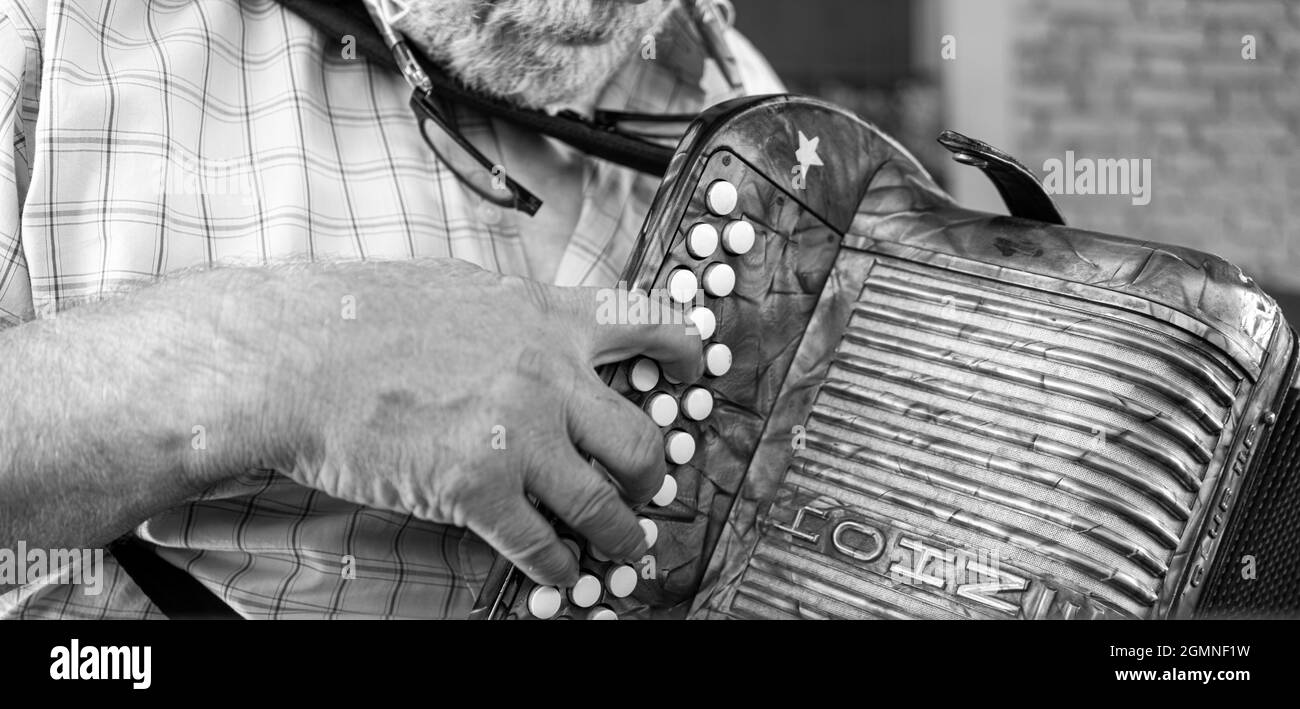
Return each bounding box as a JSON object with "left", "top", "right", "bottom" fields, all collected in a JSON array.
[{"left": 471, "top": 94, "right": 1300, "bottom": 620}]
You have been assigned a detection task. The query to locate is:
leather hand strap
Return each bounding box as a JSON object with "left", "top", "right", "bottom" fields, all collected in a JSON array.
[{"left": 938, "top": 130, "right": 1066, "bottom": 226}]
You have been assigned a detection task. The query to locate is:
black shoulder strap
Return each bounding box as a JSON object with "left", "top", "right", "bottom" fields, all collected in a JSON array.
[
  {"left": 108, "top": 536, "right": 243, "bottom": 619},
  {"left": 276, "top": 0, "right": 675, "bottom": 175}
]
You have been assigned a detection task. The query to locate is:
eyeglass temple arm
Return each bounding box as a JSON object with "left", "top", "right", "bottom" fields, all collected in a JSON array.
[
  {"left": 364, "top": 0, "right": 542, "bottom": 215},
  {"left": 411, "top": 93, "right": 544, "bottom": 217}
]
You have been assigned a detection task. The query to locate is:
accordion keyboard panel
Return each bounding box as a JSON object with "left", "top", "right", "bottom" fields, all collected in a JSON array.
[
  {"left": 723, "top": 258, "right": 1247, "bottom": 619},
  {"left": 471, "top": 146, "right": 844, "bottom": 619}
]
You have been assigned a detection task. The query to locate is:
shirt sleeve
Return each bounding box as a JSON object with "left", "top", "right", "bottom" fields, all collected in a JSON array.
[
  {"left": 727, "top": 26, "right": 787, "bottom": 96},
  {"left": 695, "top": 22, "right": 786, "bottom": 108},
  {"left": 0, "top": 0, "right": 42, "bottom": 329}
]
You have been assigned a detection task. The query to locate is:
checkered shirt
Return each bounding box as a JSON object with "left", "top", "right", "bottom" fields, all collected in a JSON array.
[{"left": 0, "top": 0, "right": 781, "bottom": 618}]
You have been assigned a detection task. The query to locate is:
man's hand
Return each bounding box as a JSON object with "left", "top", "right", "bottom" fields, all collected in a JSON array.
[
  {"left": 0, "top": 258, "right": 700, "bottom": 594},
  {"left": 280, "top": 259, "right": 702, "bottom": 587}
]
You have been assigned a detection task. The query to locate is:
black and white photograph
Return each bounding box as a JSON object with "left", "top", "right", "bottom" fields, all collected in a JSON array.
[{"left": 0, "top": 0, "right": 1295, "bottom": 692}]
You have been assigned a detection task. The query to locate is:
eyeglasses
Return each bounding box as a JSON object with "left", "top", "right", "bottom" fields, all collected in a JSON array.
[
  {"left": 363, "top": 0, "right": 741, "bottom": 218},
  {"left": 408, "top": 91, "right": 702, "bottom": 218},
  {"left": 408, "top": 89, "right": 544, "bottom": 215}
]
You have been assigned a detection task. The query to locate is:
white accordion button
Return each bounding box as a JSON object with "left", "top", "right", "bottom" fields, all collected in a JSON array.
[
  {"left": 722, "top": 220, "right": 756, "bottom": 255},
  {"left": 639, "top": 518, "right": 659, "bottom": 548},
  {"left": 686, "top": 223, "right": 719, "bottom": 259},
  {"left": 629, "top": 357, "right": 659, "bottom": 392},
  {"left": 587, "top": 606, "right": 618, "bottom": 621},
  {"left": 667, "top": 267, "right": 698, "bottom": 304},
  {"left": 706, "top": 180, "right": 739, "bottom": 215},
  {"left": 527, "top": 586, "right": 562, "bottom": 619},
  {"left": 704, "top": 343, "right": 733, "bottom": 377},
  {"left": 687, "top": 306, "right": 716, "bottom": 340},
  {"left": 665, "top": 430, "right": 696, "bottom": 465},
  {"left": 681, "top": 386, "right": 714, "bottom": 421},
  {"left": 644, "top": 392, "right": 678, "bottom": 427},
  {"left": 569, "top": 574, "right": 602, "bottom": 609},
  {"left": 652, "top": 475, "right": 678, "bottom": 507},
  {"left": 702, "top": 263, "right": 736, "bottom": 298},
  {"left": 605, "top": 565, "right": 638, "bottom": 598}
]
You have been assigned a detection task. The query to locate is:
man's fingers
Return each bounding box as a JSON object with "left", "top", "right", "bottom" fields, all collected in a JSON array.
[
  {"left": 528, "top": 445, "right": 649, "bottom": 563},
  {"left": 564, "top": 286, "right": 705, "bottom": 384},
  {"left": 567, "top": 375, "right": 667, "bottom": 504},
  {"left": 465, "top": 497, "right": 579, "bottom": 587}
]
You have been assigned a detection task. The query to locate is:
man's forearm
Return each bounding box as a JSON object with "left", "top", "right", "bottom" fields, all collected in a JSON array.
[{"left": 0, "top": 267, "right": 301, "bottom": 571}]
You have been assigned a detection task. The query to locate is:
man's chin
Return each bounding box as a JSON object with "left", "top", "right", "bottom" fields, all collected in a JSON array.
[
  {"left": 393, "top": 0, "right": 675, "bottom": 111},
  {"left": 447, "top": 48, "right": 625, "bottom": 111}
]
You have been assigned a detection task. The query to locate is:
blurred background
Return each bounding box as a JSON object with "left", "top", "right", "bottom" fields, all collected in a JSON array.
[{"left": 735, "top": 0, "right": 1300, "bottom": 315}]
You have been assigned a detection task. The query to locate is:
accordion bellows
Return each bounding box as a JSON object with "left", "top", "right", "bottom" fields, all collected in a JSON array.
[{"left": 475, "top": 95, "right": 1299, "bottom": 620}]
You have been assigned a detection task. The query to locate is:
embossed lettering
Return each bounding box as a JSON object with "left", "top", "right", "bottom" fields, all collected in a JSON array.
[
  {"left": 831, "top": 521, "right": 884, "bottom": 562},
  {"left": 890, "top": 537, "right": 951, "bottom": 588},
  {"left": 956, "top": 559, "right": 1029, "bottom": 615},
  {"left": 773, "top": 506, "right": 828, "bottom": 544}
]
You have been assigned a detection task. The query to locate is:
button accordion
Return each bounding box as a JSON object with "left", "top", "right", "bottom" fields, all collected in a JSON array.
[{"left": 470, "top": 95, "right": 1300, "bottom": 620}]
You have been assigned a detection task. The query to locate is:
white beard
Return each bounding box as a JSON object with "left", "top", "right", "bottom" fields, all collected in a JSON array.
[{"left": 393, "top": 0, "right": 676, "bottom": 111}]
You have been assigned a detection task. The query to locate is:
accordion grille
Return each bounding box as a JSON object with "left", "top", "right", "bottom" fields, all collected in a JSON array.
[{"left": 737, "top": 260, "right": 1242, "bottom": 619}]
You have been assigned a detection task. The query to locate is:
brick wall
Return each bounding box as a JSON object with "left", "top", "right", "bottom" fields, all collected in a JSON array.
[{"left": 1012, "top": 0, "right": 1300, "bottom": 292}]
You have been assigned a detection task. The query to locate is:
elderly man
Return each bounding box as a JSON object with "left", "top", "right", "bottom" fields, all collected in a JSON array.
[{"left": 0, "top": 0, "right": 781, "bottom": 618}]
